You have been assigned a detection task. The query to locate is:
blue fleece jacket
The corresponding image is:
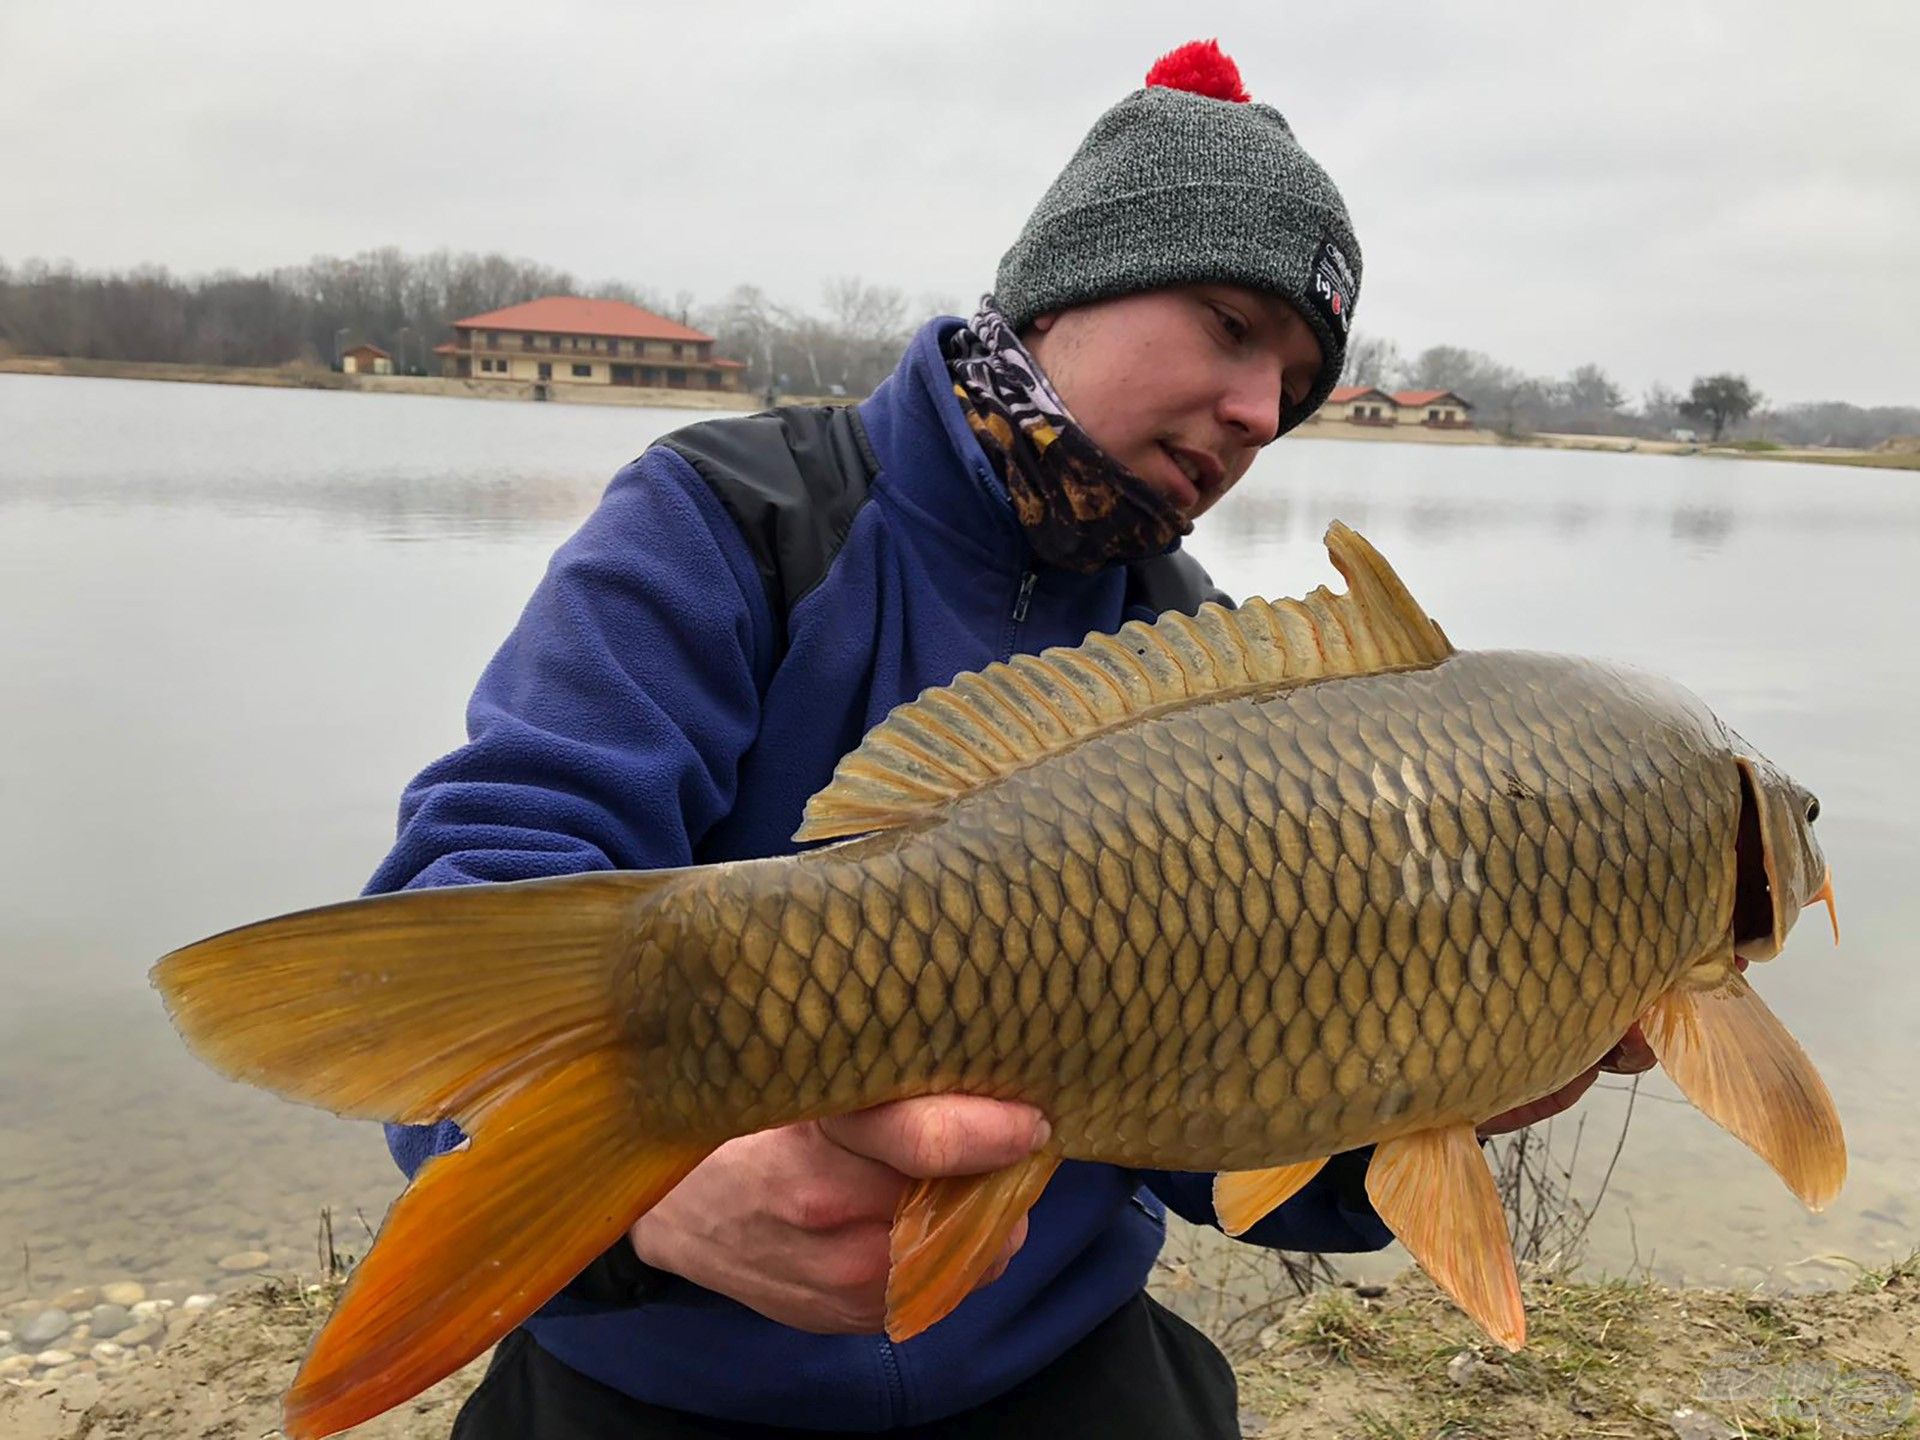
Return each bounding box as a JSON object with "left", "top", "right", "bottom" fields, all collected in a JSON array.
[{"left": 369, "top": 317, "right": 1393, "bottom": 1430}]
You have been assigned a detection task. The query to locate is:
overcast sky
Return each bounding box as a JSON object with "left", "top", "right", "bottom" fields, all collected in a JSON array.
[{"left": 3, "top": 1, "right": 1916, "bottom": 406}]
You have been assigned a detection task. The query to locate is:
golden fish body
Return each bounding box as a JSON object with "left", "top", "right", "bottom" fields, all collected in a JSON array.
[
  {"left": 653, "top": 651, "right": 1737, "bottom": 1170},
  {"left": 153, "top": 523, "right": 1842, "bottom": 1438}
]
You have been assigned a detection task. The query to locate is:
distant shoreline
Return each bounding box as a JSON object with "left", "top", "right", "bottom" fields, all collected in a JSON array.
[
  {"left": 4, "top": 356, "right": 1913, "bottom": 470},
  {"left": 0, "top": 354, "right": 754, "bottom": 413}
]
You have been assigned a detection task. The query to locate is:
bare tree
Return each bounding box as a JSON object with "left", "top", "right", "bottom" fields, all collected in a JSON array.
[{"left": 1339, "top": 332, "right": 1402, "bottom": 389}]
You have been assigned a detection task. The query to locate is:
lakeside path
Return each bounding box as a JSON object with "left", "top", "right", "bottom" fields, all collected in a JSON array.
[
  {"left": 3, "top": 1258, "right": 1915, "bottom": 1438},
  {"left": 7, "top": 357, "right": 1913, "bottom": 470}
]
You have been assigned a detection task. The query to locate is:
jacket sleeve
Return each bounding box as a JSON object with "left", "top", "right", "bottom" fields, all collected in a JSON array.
[
  {"left": 1136, "top": 1150, "right": 1394, "bottom": 1254},
  {"left": 370, "top": 447, "right": 775, "bottom": 1181}
]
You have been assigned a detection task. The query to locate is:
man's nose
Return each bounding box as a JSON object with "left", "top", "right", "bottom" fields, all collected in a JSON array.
[{"left": 1219, "top": 357, "right": 1286, "bottom": 447}]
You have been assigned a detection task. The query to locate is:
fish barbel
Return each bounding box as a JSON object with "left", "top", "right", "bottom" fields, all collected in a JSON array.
[{"left": 153, "top": 522, "right": 1844, "bottom": 1438}]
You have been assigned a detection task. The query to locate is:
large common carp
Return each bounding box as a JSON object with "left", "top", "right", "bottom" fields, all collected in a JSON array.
[{"left": 154, "top": 523, "right": 1844, "bottom": 1438}]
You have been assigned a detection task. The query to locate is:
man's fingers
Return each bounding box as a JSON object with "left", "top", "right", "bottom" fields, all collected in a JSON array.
[
  {"left": 1477, "top": 1065, "right": 1601, "bottom": 1138},
  {"left": 1599, "top": 1021, "right": 1658, "bottom": 1075},
  {"left": 820, "top": 1096, "right": 1049, "bottom": 1179}
]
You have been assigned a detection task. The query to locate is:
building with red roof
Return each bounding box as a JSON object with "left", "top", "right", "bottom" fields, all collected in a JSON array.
[
  {"left": 1391, "top": 389, "right": 1474, "bottom": 427},
  {"left": 1321, "top": 385, "right": 1397, "bottom": 425},
  {"left": 439, "top": 297, "right": 745, "bottom": 392}
]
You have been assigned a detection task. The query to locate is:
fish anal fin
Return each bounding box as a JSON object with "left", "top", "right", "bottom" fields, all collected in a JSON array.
[
  {"left": 1365, "top": 1125, "right": 1526, "bottom": 1352},
  {"left": 1214, "top": 1157, "right": 1329, "bottom": 1237},
  {"left": 884, "top": 1148, "right": 1062, "bottom": 1343},
  {"left": 1642, "top": 973, "right": 1846, "bottom": 1210},
  {"left": 282, "top": 1048, "right": 713, "bottom": 1440},
  {"left": 795, "top": 523, "right": 1453, "bottom": 842}
]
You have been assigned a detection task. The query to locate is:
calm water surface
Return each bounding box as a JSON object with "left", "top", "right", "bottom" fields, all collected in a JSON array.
[{"left": 2, "top": 373, "right": 1915, "bottom": 1305}]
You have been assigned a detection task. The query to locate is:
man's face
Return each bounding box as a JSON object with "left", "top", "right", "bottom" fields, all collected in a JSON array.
[{"left": 1023, "top": 284, "right": 1324, "bottom": 521}]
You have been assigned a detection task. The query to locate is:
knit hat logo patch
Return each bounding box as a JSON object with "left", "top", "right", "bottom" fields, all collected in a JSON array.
[{"left": 1310, "top": 237, "right": 1356, "bottom": 337}]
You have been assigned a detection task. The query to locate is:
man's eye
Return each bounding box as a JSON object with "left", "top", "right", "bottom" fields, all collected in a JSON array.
[{"left": 1212, "top": 306, "right": 1248, "bottom": 341}]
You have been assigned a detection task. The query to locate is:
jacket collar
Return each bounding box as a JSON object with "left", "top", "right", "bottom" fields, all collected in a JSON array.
[
  {"left": 857, "top": 317, "right": 1030, "bottom": 572},
  {"left": 856, "top": 317, "right": 1195, "bottom": 582}
]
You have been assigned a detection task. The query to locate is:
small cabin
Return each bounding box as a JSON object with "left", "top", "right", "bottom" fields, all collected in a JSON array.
[{"left": 341, "top": 344, "right": 393, "bottom": 376}]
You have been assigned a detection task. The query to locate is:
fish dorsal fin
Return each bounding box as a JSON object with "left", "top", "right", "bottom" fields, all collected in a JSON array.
[{"left": 795, "top": 522, "right": 1452, "bottom": 843}]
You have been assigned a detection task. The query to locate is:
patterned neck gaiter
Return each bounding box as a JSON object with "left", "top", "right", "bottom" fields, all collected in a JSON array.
[{"left": 946, "top": 297, "right": 1189, "bottom": 575}]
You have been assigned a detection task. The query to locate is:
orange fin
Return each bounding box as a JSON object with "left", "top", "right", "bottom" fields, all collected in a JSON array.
[
  {"left": 285, "top": 1048, "right": 712, "bottom": 1439},
  {"left": 1809, "top": 868, "right": 1839, "bottom": 943},
  {"left": 151, "top": 871, "right": 678, "bottom": 1122},
  {"left": 1641, "top": 972, "right": 1846, "bottom": 1209},
  {"left": 885, "top": 1148, "right": 1061, "bottom": 1342},
  {"left": 1213, "top": 1158, "right": 1329, "bottom": 1237},
  {"left": 151, "top": 871, "right": 709, "bottom": 1437},
  {"left": 1365, "top": 1126, "right": 1526, "bottom": 1351}
]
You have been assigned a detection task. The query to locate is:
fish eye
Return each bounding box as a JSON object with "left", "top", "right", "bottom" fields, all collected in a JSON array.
[{"left": 1805, "top": 796, "right": 1821, "bottom": 824}]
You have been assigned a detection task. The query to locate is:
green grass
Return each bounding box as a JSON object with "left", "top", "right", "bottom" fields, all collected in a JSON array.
[{"left": 1851, "top": 1247, "right": 1920, "bottom": 1294}]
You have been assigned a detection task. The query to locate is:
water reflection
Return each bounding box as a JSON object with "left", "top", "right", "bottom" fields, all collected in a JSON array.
[{"left": 1672, "top": 504, "right": 1738, "bottom": 550}]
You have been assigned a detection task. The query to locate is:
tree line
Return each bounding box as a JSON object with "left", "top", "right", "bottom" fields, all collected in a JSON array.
[
  {"left": 0, "top": 249, "right": 939, "bottom": 399},
  {"left": 1341, "top": 334, "right": 1919, "bottom": 450},
  {"left": 2, "top": 248, "right": 1912, "bottom": 447}
]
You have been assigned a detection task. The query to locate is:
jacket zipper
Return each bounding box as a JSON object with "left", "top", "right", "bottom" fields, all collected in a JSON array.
[
  {"left": 1011, "top": 569, "right": 1037, "bottom": 624},
  {"left": 1001, "top": 568, "right": 1038, "bottom": 661},
  {"left": 879, "top": 1337, "right": 907, "bottom": 1424}
]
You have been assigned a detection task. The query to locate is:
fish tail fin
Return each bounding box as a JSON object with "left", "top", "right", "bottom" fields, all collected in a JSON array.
[{"left": 151, "top": 872, "right": 718, "bottom": 1439}]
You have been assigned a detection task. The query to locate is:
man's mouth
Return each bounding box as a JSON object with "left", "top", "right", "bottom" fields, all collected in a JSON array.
[{"left": 1159, "top": 444, "right": 1222, "bottom": 504}]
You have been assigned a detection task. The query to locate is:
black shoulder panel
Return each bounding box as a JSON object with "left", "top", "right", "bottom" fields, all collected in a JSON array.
[
  {"left": 1125, "top": 549, "right": 1234, "bottom": 616},
  {"left": 661, "top": 405, "right": 880, "bottom": 632}
]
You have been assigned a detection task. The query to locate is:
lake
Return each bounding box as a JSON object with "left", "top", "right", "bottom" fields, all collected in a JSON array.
[{"left": 2, "top": 372, "right": 1915, "bottom": 1308}]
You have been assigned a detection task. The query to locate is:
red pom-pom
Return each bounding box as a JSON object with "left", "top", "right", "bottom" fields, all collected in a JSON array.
[{"left": 1144, "top": 39, "right": 1250, "bottom": 103}]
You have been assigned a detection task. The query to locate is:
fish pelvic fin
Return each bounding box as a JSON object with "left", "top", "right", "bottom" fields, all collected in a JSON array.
[
  {"left": 885, "top": 1146, "right": 1063, "bottom": 1343},
  {"left": 285, "top": 1048, "right": 712, "bottom": 1438},
  {"left": 152, "top": 871, "right": 716, "bottom": 1436},
  {"left": 1213, "top": 1157, "right": 1330, "bottom": 1237},
  {"left": 795, "top": 522, "right": 1453, "bottom": 843},
  {"left": 1642, "top": 971, "right": 1847, "bottom": 1210},
  {"left": 1366, "top": 1125, "right": 1526, "bottom": 1352}
]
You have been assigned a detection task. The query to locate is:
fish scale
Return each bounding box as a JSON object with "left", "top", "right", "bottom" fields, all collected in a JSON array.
[
  {"left": 648, "top": 649, "right": 1738, "bottom": 1167},
  {"left": 152, "top": 523, "right": 1843, "bottom": 1437}
]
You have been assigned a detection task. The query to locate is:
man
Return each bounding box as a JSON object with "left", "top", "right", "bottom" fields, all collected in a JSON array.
[{"left": 372, "top": 40, "right": 1649, "bottom": 1439}]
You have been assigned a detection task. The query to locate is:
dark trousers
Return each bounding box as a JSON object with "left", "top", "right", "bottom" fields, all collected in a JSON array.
[{"left": 451, "top": 1293, "right": 1240, "bottom": 1439}]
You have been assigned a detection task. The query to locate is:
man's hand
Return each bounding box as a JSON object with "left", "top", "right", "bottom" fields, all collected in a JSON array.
[
  {"left": 1476, "top": 1022, "right": 1657, "bottom": 1139},
  {"left": 628, "top": 1096, "right": 1049, "bottom": 1334}
]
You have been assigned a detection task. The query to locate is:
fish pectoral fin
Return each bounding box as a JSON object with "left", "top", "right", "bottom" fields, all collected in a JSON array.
[
  {"left": 283, "top": 1049, "right": 713, "bottom": 1440},
  {"left": 1641, "top": 972, "right": 1847, "bottom": 1210},
  {"left": 1213, "top": 1158, "right": 1329, "bottom": 1237},
  {"left": 885, "top": 1147, "right": 1062, "bottom": 1343},
  {"left": 1365, "top": 1125, "right": 1526, "bottom": 1352}
]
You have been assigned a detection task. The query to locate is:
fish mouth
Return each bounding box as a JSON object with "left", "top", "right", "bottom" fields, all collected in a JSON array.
[{"left": 1731, "top": 759, "right": 1777, "bottom": 960}]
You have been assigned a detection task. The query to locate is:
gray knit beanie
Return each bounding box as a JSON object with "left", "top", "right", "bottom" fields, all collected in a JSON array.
[{"left": 995, "top": 40, "right": 1360, "bottom": 434}]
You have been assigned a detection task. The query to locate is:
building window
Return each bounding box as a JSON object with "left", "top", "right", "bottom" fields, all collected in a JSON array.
[
  {"left": 1429, "top": 409, "right": 1440, "bottom": 422},
  {"left": 485, "top": 332, "right": 499, "bottom": 349},
  {"left": 572, "top": 363, "right": 592, "bottom": 378},
  {"left": 672, "top": 343, "right": 684, "bottom": 359}
]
